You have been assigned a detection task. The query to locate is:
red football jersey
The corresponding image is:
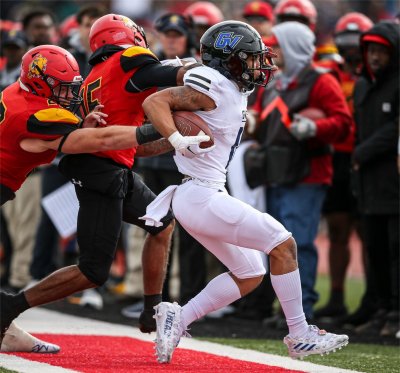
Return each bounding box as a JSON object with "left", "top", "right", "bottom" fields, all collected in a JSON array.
[
  {"left": 0, "top": 82, "right": 80, "bottom": 191},
  {"left": 81, "top": 46, "right": 158, "bottom": 168}
]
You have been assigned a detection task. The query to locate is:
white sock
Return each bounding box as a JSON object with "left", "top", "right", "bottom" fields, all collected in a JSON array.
[
  {"left": 181, "top": 272, "right": 241, "bottom": 329},
  {"left": 270, "top": 269, "right": 309, "bottom": 337}
]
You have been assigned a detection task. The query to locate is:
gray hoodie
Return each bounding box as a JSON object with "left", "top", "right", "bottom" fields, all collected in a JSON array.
[{"left": 272, "top": 22, "right": 315, "bottom": 89}]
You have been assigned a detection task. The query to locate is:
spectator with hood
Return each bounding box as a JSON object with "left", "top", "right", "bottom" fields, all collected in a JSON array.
[{"left": 352, "top": 20, "right": 399, "bottom": 337}]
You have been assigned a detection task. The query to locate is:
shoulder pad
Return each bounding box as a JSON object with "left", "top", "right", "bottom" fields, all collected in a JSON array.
[
  {"left": 28, "top": 108, "right": 80, "bottom": 135},
  {"left": 120, "top": 47, "right": 159, "bottom": 72},
  {"left": 34, "top": 108, "right": 80, "bottom": 124}
]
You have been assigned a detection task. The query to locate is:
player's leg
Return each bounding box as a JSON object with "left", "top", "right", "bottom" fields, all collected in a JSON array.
[
  {"left": 315, "top": 211, "right": 352, "bottom": 318},
  {"left": 153, "top": 235, "right": 266, "bottom": 363},
  {"left": 1, "top": 322, "right": 60, "bottom": 353},
  {"left": 1, "top": 187, "right": 123, "bottom": 337},
  {"left": 0, "top": 184, "right": 60, "bottom": 353},
  {"left": 180, "top": 235, "right": 266, "bottom": 328},
  {"left": 172, "top": 182, "right": 348, "bottom": 358},
  {"left": 172, "top": 181, "right": 291, "bottom": 253},
  {"left": 122, "top": 172, "right": 174, "bottom": 333}
]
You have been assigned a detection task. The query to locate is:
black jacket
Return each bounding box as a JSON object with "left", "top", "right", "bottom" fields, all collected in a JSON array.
[{"left": 353, "top": 21, "right": 399, "bottom": 215}]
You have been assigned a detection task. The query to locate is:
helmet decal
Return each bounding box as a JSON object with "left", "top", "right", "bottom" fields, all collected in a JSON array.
[
  {"left": 121, "top": 15, "right": 135, "bottom": 28},
  {"left": 27, "top": 54, "right": 48, "bottom": 79},
  {"left": 214, "top": 32, "right": 244, "bottom": 53}
]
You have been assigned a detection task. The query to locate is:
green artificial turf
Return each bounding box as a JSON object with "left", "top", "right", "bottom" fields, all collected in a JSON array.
[{"left": 202, "top": 338, "right": 400, "bottom": 373}]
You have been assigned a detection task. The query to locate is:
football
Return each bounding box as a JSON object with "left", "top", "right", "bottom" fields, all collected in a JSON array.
[
  {"left": 172, "top": 111, "right": 214, "bottom": 149},
  {"left": 297, "top": 107, "right": 326, "bottom": 120}
]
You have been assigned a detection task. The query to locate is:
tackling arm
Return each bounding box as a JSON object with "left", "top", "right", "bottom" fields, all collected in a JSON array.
[{"left": 20, "top": 125, "right": 139, "bottom": 154}]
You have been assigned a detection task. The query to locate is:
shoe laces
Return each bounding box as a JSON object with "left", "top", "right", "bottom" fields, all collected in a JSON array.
[{"left": 296, "top": 325, "right": 330, "bottom": 342}]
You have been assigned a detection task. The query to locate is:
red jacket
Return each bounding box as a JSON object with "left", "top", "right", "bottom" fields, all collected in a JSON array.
[
  {"left": 253, "top": 68, "right": 352, "bottom": 185},
  {"left": 302, "top": 71, "right": 352, "bottom": 184}
]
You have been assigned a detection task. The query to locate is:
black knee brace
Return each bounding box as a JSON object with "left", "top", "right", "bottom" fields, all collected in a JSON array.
[{"left": 78, "top": 251, "right": 114, "bottom": 286}]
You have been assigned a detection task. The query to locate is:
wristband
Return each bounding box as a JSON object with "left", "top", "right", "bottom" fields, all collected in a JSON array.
[
  {"left": 136, "top": 124, "right": 163, "bottom": 145},
  {"left": 168, "top": 131, "right": 183, "bottom": 149}
]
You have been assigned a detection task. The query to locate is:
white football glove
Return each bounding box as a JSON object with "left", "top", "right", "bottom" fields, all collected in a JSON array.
[
  {"left": 168, "top": 131, "right": 215, "bottom": 158},
  {"left": 160, "top": 57, "right": 198, "bottom": 67},
  {"left": 289, "top": 114, "right": 317, "bottom": 140}
]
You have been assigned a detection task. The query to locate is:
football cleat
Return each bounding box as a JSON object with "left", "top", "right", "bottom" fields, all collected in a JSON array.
[
  {"left": 284, "top": 325, "right": 349, "bottom": 359},
  {"left": 153, "top": 302, "right": 189, "bottom": 363},
  {"left": 1, "top": 322, "right": 60, "bottom": 353}
]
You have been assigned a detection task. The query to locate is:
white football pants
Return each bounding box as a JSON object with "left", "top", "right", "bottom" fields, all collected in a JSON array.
[{"left": 172, "top": 180, "right": 291, "bottom": 279}]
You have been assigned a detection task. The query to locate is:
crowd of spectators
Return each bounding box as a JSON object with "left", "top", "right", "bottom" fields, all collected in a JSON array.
[{"left": 0, "top": 0, "right": 399, "bottom": 339}]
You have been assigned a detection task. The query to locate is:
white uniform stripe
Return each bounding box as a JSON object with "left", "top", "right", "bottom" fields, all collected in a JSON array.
[{"left": 186, "top": 75, "right": 211, "bottom": 89}]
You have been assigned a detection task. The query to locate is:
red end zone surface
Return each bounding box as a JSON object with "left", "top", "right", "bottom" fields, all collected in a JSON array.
[{"left": 9, "top": 334, "right": 305, "bottom": 373}]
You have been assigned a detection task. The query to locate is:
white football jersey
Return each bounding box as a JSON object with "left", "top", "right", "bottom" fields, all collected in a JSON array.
[{"left": 174, "top": 66, "right": 250, "bottom": 184}]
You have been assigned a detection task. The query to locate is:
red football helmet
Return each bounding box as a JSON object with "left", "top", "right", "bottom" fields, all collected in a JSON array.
[
  {"left": 334, "top": 13, "right": 373, "bottom": 48},
  {"left": 89, "top": 14, "right": 148, "bottom": 52},
  {"left": 20, "top": 45, "right": 82, "bottom": 111},
  {"left": 274, "top": 0, "right": 317, "bottom": 31},
  {"left": 184, "top": 1, "right": 224, "bottom": 26},
  {"left": 335, "top": 12, "right": 373, "bottom": 35}
]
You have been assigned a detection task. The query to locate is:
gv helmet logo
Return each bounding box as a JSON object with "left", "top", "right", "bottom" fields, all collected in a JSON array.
[{"left": 214, "top": 32, "right": 243, "bottom": 53}]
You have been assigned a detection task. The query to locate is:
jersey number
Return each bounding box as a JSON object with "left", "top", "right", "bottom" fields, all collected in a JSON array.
[
  {"left": 80, "top": 77, "right": 102, "bottom": 116},
  {"left": 0, "top": 92, "right": 6, "bottom": 124},
  {"left": 225, "top": 127, "right": 244, "bottom": 169}
]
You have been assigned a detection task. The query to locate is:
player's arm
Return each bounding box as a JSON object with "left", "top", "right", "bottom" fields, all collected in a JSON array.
[
  {"left": 20, "top": 124, "right": 163, "bottom": 154},
  {"left": 136, "top": 138, "right": 173, "bottom": 157},
  {"left": 143, "top": 86, "right": 216, "bottom": 139},
  {"left": 122, "top": 50, "right": 201, "bottom": 91}
]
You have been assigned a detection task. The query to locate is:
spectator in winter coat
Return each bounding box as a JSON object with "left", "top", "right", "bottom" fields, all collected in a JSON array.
[
  {"left": 353, "top": 20, "right": 399, "bottom": 337},
  {"left": 253, "top": 22, "right": 351, "bottom": 320}
]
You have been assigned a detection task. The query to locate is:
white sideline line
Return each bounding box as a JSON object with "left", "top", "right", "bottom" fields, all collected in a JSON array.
[{"left": 0, "top": 308, "right": 361, "bottom": 373}]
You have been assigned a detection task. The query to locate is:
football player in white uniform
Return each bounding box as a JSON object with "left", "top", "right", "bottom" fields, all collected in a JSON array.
[{"left": 141, "top": 21, "right": 349, "bottom": 363}]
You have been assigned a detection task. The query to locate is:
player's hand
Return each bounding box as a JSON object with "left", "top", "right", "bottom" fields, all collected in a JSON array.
[
  {"left": 180, "top": 143, "right": 216, "bottom": 159},
  {"left": 289, "top": 114, "right": 317, "bottom": 141},
  {"left": 168, "top": 131, "right": 212, "bottom": 157},
  {"left": 82, "top": 105, "right": 108, "bottom": 128},
  {"left": 161, "top": 57, "right": 197, "bottom": 67}
]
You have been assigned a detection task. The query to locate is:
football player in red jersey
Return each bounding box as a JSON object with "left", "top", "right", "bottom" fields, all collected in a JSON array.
[
  {"left": 1, "top": 14, "right": 210, "bottom": 350},
  {"left": 0, "top": 44, "right": 140, "bottom": 353}
]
